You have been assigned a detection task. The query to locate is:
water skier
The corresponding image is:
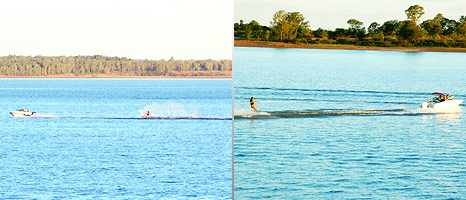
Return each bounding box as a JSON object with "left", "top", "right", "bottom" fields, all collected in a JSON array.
[{"left": 250, "top": 97, "right": 260, "bottom": 112}]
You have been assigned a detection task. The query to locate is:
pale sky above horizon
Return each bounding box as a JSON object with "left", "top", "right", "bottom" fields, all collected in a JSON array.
[
  {"left": 235, "top": 0, "right": 466, "bottom": 30},
  {"left": 0, "top": 0, "right": 233, "bottom": 60}
]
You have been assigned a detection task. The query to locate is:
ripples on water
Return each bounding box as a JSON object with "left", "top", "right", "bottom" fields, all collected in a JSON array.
[{"left": 234, "top": 47, "right": 466, "bottom": 199}]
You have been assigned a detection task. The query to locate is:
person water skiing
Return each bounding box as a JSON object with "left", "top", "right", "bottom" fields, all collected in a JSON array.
[
  {"left": 250, "top": 97, "right": 260, "bottom": 112},
  {"left": 146, "top": 111, "right": 150, "bottom": 117}
]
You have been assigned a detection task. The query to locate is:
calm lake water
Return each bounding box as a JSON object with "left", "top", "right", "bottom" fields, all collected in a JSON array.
[
  {"left": 234, "top": 47, "right": 466, "bottom": 199},
  {"left": 0, "top": 78, "right": 232, "bottom": 199}
]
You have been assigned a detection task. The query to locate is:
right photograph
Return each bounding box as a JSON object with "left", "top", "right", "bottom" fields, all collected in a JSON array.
[{"left": 234, "top": 1, "right": 466, "bottom": 199}]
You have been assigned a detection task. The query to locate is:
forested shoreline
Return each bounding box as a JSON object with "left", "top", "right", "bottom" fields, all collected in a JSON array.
[
  {"left": 235, "top": 5, "right": 466, "bottom": 48},
  {"left": 0, "top": 55, "right": 231, "bottom": 77}
]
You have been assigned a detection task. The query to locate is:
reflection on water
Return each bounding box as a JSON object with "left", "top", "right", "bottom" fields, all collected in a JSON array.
[
  {"left": 422, "top": 107, "right": 462, "bottom": 125},
  {"left": 434, "top": 107, "right": 463, "bottom": 128}
]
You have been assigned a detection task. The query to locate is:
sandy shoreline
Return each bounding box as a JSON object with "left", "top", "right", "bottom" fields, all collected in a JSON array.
[
  {"left": 235, "top": 40, "right": 466, "bottom": 53},
  {"left": 0, "top": 75, "right": 231, "bottom": 79}
]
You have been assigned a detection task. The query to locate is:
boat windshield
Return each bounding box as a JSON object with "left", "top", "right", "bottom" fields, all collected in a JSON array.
[{"left": 432, "top": 93, "right": 447, "bottom": 102}]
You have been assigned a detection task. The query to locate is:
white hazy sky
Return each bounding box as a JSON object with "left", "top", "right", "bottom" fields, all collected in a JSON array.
[
  {"left": 0, "top": 0, "right": 233, "bottom": 60},
  {"left": 235, "top": 0, "right": 466, "bottom": 30}
]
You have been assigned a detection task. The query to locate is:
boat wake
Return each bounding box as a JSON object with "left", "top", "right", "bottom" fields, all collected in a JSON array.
[
  {"left": 234, "top": 107, "right": 462, "bottom": 119},
  {"left": 11, "top": 102, "right": 232, "bottom": 120},
  {"left": 233, "top": 109, "right": 271, "bottom": 117},
  {"left": 13, "top": 115, "right": 231, "bottom": 120}
]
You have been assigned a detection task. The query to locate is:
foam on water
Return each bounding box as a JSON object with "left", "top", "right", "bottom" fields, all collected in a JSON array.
[
  {"left": 234, "top": 107, "right": 463, "bottom": 119},
  {"left": 33, "top": 113, "right": 57, "bottom": 118},
  {"left": 139, "top": 102, "right": 200, "bottom": 118},
  {"left": 234, "top": 109, "right": 271, "bottom": 118}
]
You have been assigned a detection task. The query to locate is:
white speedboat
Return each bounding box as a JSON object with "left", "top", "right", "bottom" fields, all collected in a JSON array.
[
  {"left": 10, "top": 109, "right": 36, "bottom": 118},
  {"left": 421, "top": 92, "right": 463, "bottom": 109}
]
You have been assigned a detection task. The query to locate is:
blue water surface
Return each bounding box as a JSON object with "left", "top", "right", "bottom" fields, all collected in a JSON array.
[
  {"left": 234, "top": 47, "right": 466, "bottom": 199},
  {"left": 0, "top": 78, "right": 232, "bottom": 199}
]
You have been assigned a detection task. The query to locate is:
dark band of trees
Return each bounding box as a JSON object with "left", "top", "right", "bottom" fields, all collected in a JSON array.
[
  {"left": 0, "top": 55, "right": 232, "bottom": 76},
  {"left": 234, "top": 5, "right": 466, "bottom": 48}
]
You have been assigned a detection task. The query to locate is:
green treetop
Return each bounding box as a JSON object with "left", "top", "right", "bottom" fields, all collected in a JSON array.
[{"left": 405, "top": 5, "right": 425, "bottom": 24}]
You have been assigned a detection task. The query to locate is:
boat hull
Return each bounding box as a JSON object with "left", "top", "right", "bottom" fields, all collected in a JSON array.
[
  {"left": 434, "top": 99, "right": 463, "bottom": 109},
  {"left": 421, "top": 99, "right": 463, "bottom": 109},
  {"left": 10, "top": 111, "right": 35, "bottom": 118}
]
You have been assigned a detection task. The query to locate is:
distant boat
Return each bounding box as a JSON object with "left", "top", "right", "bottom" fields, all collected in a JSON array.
[
  {"left": 421, "top": 92, "right": 463, "bottom": 109},
  {"left": 10, "top": 109, "right": 36, "bottom": 118}
]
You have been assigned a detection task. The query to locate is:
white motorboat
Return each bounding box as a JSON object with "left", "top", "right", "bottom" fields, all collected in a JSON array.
[
  {"left": 10, "top": 109, "right": 36, "bottom": 118},
  {"left": 421, "top": 92, "right": 463, "bottom": 109}
]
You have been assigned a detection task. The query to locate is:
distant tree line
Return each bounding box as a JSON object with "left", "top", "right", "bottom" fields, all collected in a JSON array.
[
  {"left": 234, "top": 5, "right": 466, "bottom": 48},
  {"left": 0, "top": 55, "right": 232, "bottom": 76}
]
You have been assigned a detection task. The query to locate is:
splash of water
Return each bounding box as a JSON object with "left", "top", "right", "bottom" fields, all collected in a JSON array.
[
  {"left": 234, "top": 109, "right": 271, "bottom": 117},
  {"left": 139, "top": 102, "right": 200, "bottom": 118},
  {"left": 234, "top": 106, "right": 464, "bottom": 119},
  {"left": 33, "top": 113, "right": 58, "bottom": 118}
]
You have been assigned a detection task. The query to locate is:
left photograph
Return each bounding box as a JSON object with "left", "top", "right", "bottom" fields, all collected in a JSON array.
[{"left": 0, "top": 0, "right": 232, "bottom": 199}]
